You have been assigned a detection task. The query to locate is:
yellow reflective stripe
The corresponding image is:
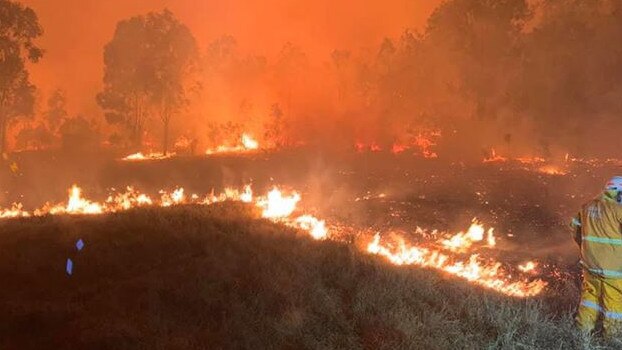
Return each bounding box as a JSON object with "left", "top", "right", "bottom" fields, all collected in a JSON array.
[{"left": 583, "top": 236, "right": 622, "bottom": 245}]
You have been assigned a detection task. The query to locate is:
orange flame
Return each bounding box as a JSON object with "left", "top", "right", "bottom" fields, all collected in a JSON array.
[
  {"left": 206, "top": 133, "right": 260, "bottom": 155},
  {"left": 367, "top": 229, "right": 546, "bottom": 297},
  {"left": 0, "top": 184, "right": 547, "bottom": 298},
  {"left": 483, "top": 149, "right": 507, "bottom": 163},
  {"left": 257, "top": 188, "right": 301, "bottom": 219},
  {"left": 122, "top": 152, "right": 175, "bottom": 161}
]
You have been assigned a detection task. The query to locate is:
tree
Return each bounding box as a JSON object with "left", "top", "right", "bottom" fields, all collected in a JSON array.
[
  {"left": 0, "top": 0, "right": 43, "bottom": 153},
  {"left": 512, "top": 0, "right": 622, "bottom": 154},
  {"left": 423, "top": 0, "right": 531, "bottom": 120},
  {"left": 148, "top": 10, "right": 199, "bottom": 155},
  {"left": 15, "top": 124, "right": 52, "bottom": 151},
  {"left": 274, "top": 43, "right": 308, "bottom": 113},
  {"left": 44, "top": 89, "right": 68, "bottom": 132},
  {"left": 330, "top": 49, "right": 351, "bottom": 101},
  {"left": 204, "top": 35, "right": 238, "bottom": 75},
  {"left": 264, "top": 103, "right": 288, "bottom": 148},
  {"left": 59, "top": 115, "right": 99, "bottom": 151},
  {"left": 15, "top": 89, "right": 67, "bottom": 151},
  {"left": 97, "top": 9, "right": 198, "bottom": 153}
]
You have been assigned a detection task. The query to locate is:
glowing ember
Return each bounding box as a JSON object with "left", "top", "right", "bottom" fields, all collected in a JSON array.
[
  {"left": 441, "top": 219, "right": 495, "bottom": 251},
  {"left": 518, "top": 261, "right": 538, "bottom": 273},
  {"left": 360, "top": 131, "right": 439, "bottom": 157},
  {"left": 391, "top": 143, "right": 407, "bottom": 154},
  {"left": 483, "top": 149, "right": 507, "bottom": 163},
  {"left": 206, "top": 133, "right": 260, "bottom": 155},
  {"left": 536, "top": 165, "right": 567, "bottom": 175},
  {"left": 413, "top": 131, "right": 440, "bottom": 158},
  {"left": 122, "top": 152, "right": 174, "bottom": 161},
  {"left": 515, "top": 156, "right": 546, "bottom": 165},
  {"left": 294, "top": 215, "right": 328, "bottom": 240}
]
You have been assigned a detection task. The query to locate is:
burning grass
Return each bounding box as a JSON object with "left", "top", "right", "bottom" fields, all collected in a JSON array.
[
  {"left": 122, "top": 151, "right": 175, "bottom": 161},
  {"left": 0, "top": 203, "right": 610, "bottom": 349},
  {"left": 0, "top": 183, "right": 549, "bottom": 297}
]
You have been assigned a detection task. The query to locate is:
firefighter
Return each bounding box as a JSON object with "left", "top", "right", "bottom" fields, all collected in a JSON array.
[{"left": 572, "top": 176, "right": 622, "bottom": 336}]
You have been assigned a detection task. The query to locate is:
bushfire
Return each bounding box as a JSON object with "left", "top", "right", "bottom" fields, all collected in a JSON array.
[
  {"left": 0, "top": 183, "right": 545, "bottom": 298},
  {"left": 367, "top": 222, "right": 546, "bottom": 298},
  {"left": 205, "top": 133, "right": 260, "bottom": 155}
]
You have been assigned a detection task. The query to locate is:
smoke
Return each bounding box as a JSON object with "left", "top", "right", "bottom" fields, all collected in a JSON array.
[
  {"left": 21, "top": 0, "right": 439, "bottom": 119},
  {"left": 14, "top": 0, "right": 622, "bottom": 158}
]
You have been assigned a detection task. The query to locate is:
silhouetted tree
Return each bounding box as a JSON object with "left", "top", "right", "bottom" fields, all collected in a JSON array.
[
  {"left": 0, "top": 0, "right": 43, "bottom": 153},
  {"left": 15, "top": 124, "right": 52, "bottom": 151},
  {"left": 424, "top": 0, "right": 531, "bottom": 121},
  {"left": 59, "top": 115, "right": 99, "bottom": 151},
  {"left": 15, "top": 89, "right": 67, "bottom": 150},
  {"left": 44, "top": 89, "right": 68, "bottom": 132},
  {"left": 264, "top": 103, "right": 288, "bottom": 148},
  {"left": 97, "top": 9, "right": 198, "bottom": 154},
  {"left": 274, "top": 43, "right": 308, "bottom": 112}
]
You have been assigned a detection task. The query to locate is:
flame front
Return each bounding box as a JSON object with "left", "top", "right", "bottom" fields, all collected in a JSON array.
[
  {"left": 0, "top": 183, "right": 546, "bottom": 298},
  {"left": 48, "top": 185, "right": 103, "bottom": 215},
  {"left": 367, "top": 230, "right": 546, "bottom": 298},
  {"left": 441, "top": 219, "right": 495, "bottom": 251},
  {"left": 258, "top": 188, "right": 301, "bottom": 219}
]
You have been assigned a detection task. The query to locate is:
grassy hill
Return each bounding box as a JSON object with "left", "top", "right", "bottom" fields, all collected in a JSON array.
[{"left": 0, "top": 203, "right": 609, "bottom": 349}]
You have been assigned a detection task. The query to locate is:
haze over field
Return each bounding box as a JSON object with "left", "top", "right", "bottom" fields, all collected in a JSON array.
[{"left": 22, "top": 0, "right": 440, "bottom": 117}]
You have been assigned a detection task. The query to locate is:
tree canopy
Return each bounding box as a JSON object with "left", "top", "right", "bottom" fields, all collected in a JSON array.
[
  {"left": 97, "top": 9, "right": 199, "bottom": 152},
  {"left": 0, "top": 0, "right": 43, "bottom": 153}
]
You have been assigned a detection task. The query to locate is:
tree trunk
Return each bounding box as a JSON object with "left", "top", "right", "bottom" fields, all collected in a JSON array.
[
  {"left": 0, "top": 97, "right": 5, "bottom": 154},
  {"left": 0, "top": 115, "right": 6, "bottom": 155},
  {"left": 162, "top": 106, "right": 171, "bottom": 156},
  {"left": 132, "top": 94, "right": 142, "bottom": 150},
  {"left": 163, "top": 117, "right": 169, "bottom": 156}
]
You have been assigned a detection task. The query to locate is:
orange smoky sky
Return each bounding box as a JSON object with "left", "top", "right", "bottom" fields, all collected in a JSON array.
[{"left": 22, "top": 0, "right": 441, "bottom": 117}]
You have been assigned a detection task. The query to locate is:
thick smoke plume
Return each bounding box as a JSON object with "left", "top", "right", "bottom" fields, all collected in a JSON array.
[{"left": 12, "top": 0, "right": 622, "bottom": 158}]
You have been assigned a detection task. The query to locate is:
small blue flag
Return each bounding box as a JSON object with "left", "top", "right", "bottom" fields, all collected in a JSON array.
[
  {"left": 76, "top": 239, "right": 84, "bottom": 251},
  {"left": 66, "top": 258, "right": 73, "bottom": 275}
]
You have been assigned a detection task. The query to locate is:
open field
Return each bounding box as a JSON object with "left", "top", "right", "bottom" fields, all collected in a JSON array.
[
  {"left": 0, "top": 202, "right": 610, "bottom": 349},
  {"left": 1, "top": 150, "right": 620, "bottom": 348}
]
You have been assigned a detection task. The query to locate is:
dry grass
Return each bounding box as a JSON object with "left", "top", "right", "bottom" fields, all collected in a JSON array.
[{"left": 0, "top": 203, "right": 616, "bottom": 349}]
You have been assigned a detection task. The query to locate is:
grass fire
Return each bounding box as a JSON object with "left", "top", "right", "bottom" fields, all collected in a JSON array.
[{"left": 3, "top": 0, "right": 622, "bottom": 348}]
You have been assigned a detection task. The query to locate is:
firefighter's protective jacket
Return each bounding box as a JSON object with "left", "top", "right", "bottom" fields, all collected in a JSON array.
[{"left": 572, "top": 193, "right": 622, "bottom": 278}]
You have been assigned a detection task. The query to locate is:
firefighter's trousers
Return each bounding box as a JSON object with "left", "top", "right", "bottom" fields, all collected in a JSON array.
[{"left": 576, "top": 269, "right": 622, "bottom": 336}]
